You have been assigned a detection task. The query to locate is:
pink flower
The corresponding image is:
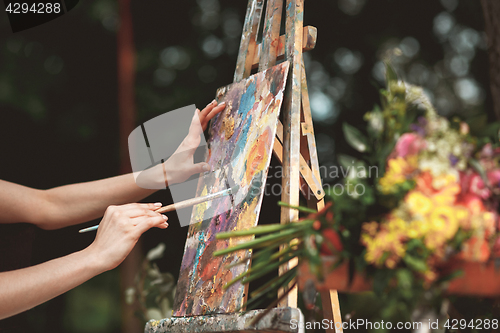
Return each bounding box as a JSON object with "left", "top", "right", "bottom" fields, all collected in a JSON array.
[
  {"left": 479, "top": 143, "right": 494, "bottom": 158},
  {"left": 394, "top": 133, "right": 426, "bottom": 157},
  {"left": 460, "top": 193, "right": 485, "bottom": 215},
  {"left": 459, "top": 171, "right": 490, "bottom": 200},
  {"left": 487, "top": 170, "right": 500, "bottom": 188},
  {"left": 470, "top": 174, "right": 490, "bottom": 199}
]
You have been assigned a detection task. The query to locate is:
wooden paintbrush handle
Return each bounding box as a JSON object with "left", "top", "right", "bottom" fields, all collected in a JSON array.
[
  {"left": 154, "top": 187, "right": 233, "bottom": 214},
  {"left": 154, "top": 203, "right": 177, "bottom": 214}
]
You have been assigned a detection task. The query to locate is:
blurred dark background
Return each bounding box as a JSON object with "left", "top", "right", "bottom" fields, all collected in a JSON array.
[{"left": 0, "top": 0, "right": 492, "bottom": 332}]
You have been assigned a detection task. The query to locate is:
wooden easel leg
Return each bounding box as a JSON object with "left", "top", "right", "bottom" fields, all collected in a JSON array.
[
  {"left": 321, "top": 290, "right": 344, "bottom": 333},
  {"left": 237, "top": 0, "right": 343, "bottom": 325},
  {"left": 300, "top": 58, "right": 343, "bottom": 332},
  {"left": 278, "top": 0, "right": 304, "bottom": 309}
]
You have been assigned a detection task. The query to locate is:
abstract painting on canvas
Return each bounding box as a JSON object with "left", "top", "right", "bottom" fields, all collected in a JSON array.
[{"left": 173, "top": 61, "right": 289, "bottom": 316}]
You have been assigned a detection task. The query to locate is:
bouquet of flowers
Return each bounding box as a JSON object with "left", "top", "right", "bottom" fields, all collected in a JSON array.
[
  {"left": 361, "top": 82, "right": 500, "bottom": 282},
  {"left": 214, "top": 65, "right": 500, "bottom": 321}
]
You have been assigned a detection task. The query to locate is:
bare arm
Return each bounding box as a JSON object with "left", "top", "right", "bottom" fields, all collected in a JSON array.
[
  {"left": 0, "top": 100, "right": 225, "bottom": 319},
  {"left": 0, "top": 175, "right": 153, "bottom": 229},
  {"left": 0, "top": 100, "right": 225, "bottom": 230},
  {"left": 0, "top": 203, "right": 168, "bottom": 320}
]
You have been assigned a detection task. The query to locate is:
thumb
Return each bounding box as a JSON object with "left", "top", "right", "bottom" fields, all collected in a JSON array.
[
  {"left": 189, "top": 162, "right": 211, "bottom": 175},
  {"left": 188, "top": 109, "right": 203, "bottom": 137}
]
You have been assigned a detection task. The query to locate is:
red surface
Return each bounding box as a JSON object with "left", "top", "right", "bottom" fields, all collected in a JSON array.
[{"left": 298, "top": 257, "right": 500, "bottom": 296}]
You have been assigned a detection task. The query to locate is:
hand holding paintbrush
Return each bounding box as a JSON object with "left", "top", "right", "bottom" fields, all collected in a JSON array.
[{"left": 79, "top": 185, "right": 239, "bottom": 233}]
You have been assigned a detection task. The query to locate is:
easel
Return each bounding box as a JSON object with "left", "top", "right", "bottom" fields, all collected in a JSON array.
[
  {"left": 145, "top": 0, "right": 343, "bottom": 332},
  {"left": 248, "top": 1, "right": 343, "bottom": 332}
]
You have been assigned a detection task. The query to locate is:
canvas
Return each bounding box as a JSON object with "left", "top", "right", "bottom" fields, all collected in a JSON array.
[{"left": 172, "top": 61, "right": 290, "bottom": 316}]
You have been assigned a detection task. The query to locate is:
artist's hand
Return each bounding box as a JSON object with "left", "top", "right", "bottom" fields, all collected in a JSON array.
[
  {"left": 162, "top": 100, "right": 225, "bottom": 185},
  {"left": 86, "top": 203, "right": 168, "bottom": 271}
]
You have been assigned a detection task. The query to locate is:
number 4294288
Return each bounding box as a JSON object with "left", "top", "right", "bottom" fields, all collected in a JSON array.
[
  {"left": 5, "top": 3, "right": 61, "bottom": 14},
  {"left": 444, "top": 318, "right": 498, "bottom": 330}
]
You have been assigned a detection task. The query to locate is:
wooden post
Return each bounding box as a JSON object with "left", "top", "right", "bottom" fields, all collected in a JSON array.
[
  {"left": 117, "top": 1, "right": 142, "bottom": 332},
  {"left": 234, "top": 0, "right": 264, "bottom": 82},
  {"left": 278, "top": 0, "right": 303, "bottom": 309},
  {"left": 480, "top": 0, "right": 500, "bottom": 121}
]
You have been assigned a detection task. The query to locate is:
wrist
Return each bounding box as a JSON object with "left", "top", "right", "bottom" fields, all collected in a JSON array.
[
  {"left": 134, "top": 164, "right": 169, "bottom": 189},
  {"left": 81, "top": 245, "right": 109, "bottom": 275}
]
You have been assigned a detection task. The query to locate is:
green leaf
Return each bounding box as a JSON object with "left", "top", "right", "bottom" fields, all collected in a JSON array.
[
  {"left": 403, "top": 254, "right": 427, "bottom": 273},
  {"left": 373, "top": 269, "right": 392, "bottom": 296},
  {"left": 483, "top": 122, "right": 500, "bottom": 139},
  {"left": 146, "top": 243, "right": 166, "bottom": 261},
  {"left": 216, "top": 223, "right": 290, "bottom": 239},
  {"left": 396, "top": 269, "right": 413, "bottom": 290},
  {"left": 366, "top": 108, "right": 384, "bottom": 138},
  {"left": 337, "top": 154, "right": 356, "bottom": 170},
  {"left": 277, "top": 201, "right": 317, "bottom": 213},
  {"left": 385, "top": 62, "right": 398, "bottom": 85},
  {"left": 406, "top": 239, "right": 425, "bottom": 252},
  {"left": 343, "top": 123, "right": 370, "bottom": 153},
  {"left": 439, "top": 269, "right": 464, "bottom": 283},
  {"left": 467, "top": 113, "right": 488, "bottom": 134},
  {"left": 469, "top": 158, "right": 490, "bottom": 187}
]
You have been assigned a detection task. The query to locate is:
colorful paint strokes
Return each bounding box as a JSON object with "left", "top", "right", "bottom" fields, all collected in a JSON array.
[{"left": 173, "top": 61, "right": 290, "bottom": 316}]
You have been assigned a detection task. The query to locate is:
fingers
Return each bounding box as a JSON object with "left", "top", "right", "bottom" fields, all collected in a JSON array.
[
  {"left": 205, "top": 102, "right": 225, "bottom": 121},
  {"left": 199, "top": 99, "right": 218, "bottom": 117},
  {"left": 198, "top": 100, "right": 226, "bottom": 130},
  {"left": 104, "top": 203, "right": 169, "bottom": 233},
  {"left": 104, "top": 202, "right": 166, "bottom": 221},
  {"left": 134, "top": 213, "right": 169, "bottom": 235},
  {"left": 111, "top": 202, "right": 162, "bottom": 212},
  {"left": 185, "top": 101, "right": 225, "bottom": 144},
  {"left": 124, "top": 207, "right": 162, "bottom": 218}
]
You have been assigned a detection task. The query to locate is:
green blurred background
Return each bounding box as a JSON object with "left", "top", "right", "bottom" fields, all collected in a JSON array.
[{"left": 0, "top": 0, "right": 493, "bottom": 332}]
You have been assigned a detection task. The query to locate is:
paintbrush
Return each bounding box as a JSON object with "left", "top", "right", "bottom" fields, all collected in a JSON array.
[{"left": 79, "top": 185, "right": 240, "bottom": 233}]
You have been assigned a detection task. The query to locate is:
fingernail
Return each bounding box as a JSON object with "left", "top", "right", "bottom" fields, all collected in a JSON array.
[
  {"left": 220, "top": 101, "right": 226, "bottom": 105},
  {"left": 164, "top": 222, "right": 169, "bottom": 227},
  {"left": 203, "top": 164, "right": 210, "bottom": 171},
  {"left": 154, "top": 202, "right": 162, "bottom": 207},
  {"left": 212, "top": 99, "right": 217, "bottom": 105},
  {"left": 162, "top": 214, "right": 168, "bottom": 220}
]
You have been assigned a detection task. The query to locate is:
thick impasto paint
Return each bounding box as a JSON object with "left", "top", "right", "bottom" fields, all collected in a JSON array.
[{"left": 173, "top": 61, "right": 289, "bottom": 316}]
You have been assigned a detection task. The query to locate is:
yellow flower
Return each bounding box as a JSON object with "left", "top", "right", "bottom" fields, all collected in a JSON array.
[
  {"left": 455, "top": 207, "right": 469, "bottom": 228},
  {"left": 424, "top": 232, "right": 446, "bottom": 250},
  {"left": 482, "top": 212, "right": 496, "bottom": 234},
  {"left": 433, "top": 183, "right": 460, "bottom": 206},
  {"left": 362, "top": 221, "right": 379, "bottom": 237},
  {"left": 363, "top": 228, "right": 407, "bottom": 267},
  {"left": 431, "top": 172, "right": 458, "bottom": 190},
  {"left": 386, "top": 217, "right": 407, "bottom": 235},
  {"left": 406, "top": 191, "right": 433, "bottom": 215},
  {"left": 407, "top": 219, "right": 428, "bottom": 239},
  {"left": 379, "top": 156, "right": 418, "bottom": 194},
  {"left": 429, "top": 206, "right": 458, "bottom": 239},
  {"left": 386, "top": 258, "right": 397, "bottom": 269}
]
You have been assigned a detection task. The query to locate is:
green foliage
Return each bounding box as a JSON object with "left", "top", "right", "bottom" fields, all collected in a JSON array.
[
  {"left": 62, "top": 271, "right": 121, "bottom": 333},
  {"left": 342, "top": 123, "right": 370, "bottom": 153},
  {"left": 125, "top": 243, "right": 176, "bottom": 323}
]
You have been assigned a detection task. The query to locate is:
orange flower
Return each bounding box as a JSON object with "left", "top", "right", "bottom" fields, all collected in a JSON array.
[{"left": 459, "top": 236, "right": 491, "bottom": 262}]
